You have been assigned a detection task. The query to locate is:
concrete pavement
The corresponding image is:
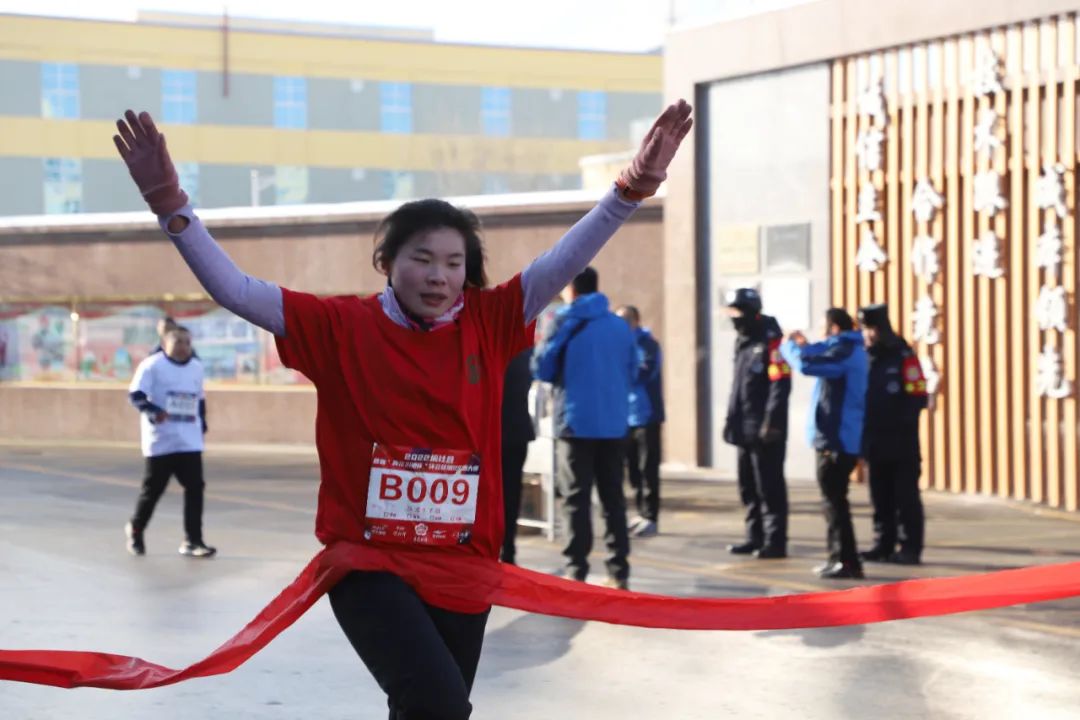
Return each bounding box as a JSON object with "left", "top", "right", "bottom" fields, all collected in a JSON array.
[{"left": 1, "top": 445, "right": 1078, "bottom": 719}]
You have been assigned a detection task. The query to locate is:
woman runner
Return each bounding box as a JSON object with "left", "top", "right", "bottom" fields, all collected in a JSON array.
[{"left": 111, "top": 99, "right": 692, "bottom": 720}]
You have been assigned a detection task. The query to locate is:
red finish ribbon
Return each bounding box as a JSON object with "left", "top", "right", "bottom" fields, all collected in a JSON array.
[{"left": 2, "top": 544, "right": 1078, "bottom": 690}]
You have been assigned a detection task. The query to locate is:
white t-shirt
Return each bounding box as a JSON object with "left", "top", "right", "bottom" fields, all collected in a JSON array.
[{"left": 129, "top": 353, "right": 206, "bottom": 457}]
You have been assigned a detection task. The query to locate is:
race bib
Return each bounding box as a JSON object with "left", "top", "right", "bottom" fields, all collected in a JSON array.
[
  {"left": 165, "top": 391, "right": 199, "bottom": 421},
  {"left": 364, "top": 444, "right": 480, "bottom": 547}
]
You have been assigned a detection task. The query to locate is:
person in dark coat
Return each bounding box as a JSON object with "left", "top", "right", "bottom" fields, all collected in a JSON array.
[
  {"left": 500, "top": 348, "right": 536, "bottom": 565},
  {"left": 722, "top": 288, "right": 792, "bottom": 559},
  {"left": 857, "top": 304, "right": 929, "bottom": 565}
]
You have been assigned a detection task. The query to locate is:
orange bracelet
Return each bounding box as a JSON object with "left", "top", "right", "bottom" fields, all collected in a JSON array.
[{"left": 615, "top": 176, "right": 650, "bottom": 202}]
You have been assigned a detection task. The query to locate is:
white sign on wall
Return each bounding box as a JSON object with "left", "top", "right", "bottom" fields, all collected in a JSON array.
[{"left": 760, "top": 277, "right": 812, "bottom": 334}]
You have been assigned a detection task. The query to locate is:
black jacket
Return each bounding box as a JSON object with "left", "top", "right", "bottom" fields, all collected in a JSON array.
[
  {"left": 723, "top": 315, "right": 791, "bottom": 447},
  {"left": 502, "top": 350, "right": 536, "bottom": 447},
  {"left": 862, "top": 334, "right": 928, "bottom": 460}
]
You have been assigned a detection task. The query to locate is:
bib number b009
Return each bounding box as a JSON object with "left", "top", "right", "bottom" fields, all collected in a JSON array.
[{"left": 364, "top": 444, "right": 480, "bottom": 546}]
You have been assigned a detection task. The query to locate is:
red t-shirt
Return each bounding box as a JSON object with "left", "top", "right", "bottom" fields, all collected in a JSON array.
[{"left": 275, "top": 275, "right": 534, "bottom": 562}]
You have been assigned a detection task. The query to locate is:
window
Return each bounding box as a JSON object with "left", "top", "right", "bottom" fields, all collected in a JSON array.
[
  {"left": 43, "top": 158, "right": 82, "bottom": 214},
  {"left": 383, "top": 171, "right": 415, "bottom": 199},
  {"left": 176, "top": 162, "right": 199, "bottom": 207},
  {"left": 273, "top": 77, "right": 307, "bottom": 129},
  {"left": 481, "top": 87, "right": 511, "bottom": 137},
  {"left": 41, "top": 63, "right": 79, "bottom": 119},
  {"left": 380, "top": 82, "right": 412, "bottom": 134},
  {"left": 275, "top": 165, "right": 308, "bottom": 205},
  {"left": 162, "top": 70, "right": 197, "bottom": 124},
  {"left": 482, "top": 175, "right": 510, "bottom": 195},
  {"left": 577, "top": 90, "right": 606, "bottom": 141}
]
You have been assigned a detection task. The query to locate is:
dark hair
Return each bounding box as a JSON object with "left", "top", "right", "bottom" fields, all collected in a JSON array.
[
  {"left": 571, "top": 266, "right": 599, "bottom": 295},
  {"left": 825, "top": 307, "right": 854, "bottom": 332},
  {"left": 372, "top": 199, "right": 488, "bottom": 288},
  {"left": 165, "top": 325, "right": 191, "bottom": 337},
  {"left": 617, "top": 305, "right": 641, "bottom": 323}
]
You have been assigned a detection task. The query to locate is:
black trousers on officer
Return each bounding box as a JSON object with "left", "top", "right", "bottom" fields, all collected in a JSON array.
[
  {"left": 329, "top": 571, "right": 489, "bottom": 720},
  {"left": 500, "top": 441, "right": 530, "bottom": 564},
  {"left": 625, "top": 423, "right": 662, "bottom": 524},
  {"left": 556, "top": 437, "right": 630, "bottom": 582},
  {"left": 130, "top": 451, "right": 205, "bottom": 544},
  {"left": 736, "top": 444, "right": 788, "bottom": 551},
  {"left": 866, "top": 454, "right": 924, "bottom": 558},
  {"left": 815, "top": 450, "right": 861, "bottom": 566}
]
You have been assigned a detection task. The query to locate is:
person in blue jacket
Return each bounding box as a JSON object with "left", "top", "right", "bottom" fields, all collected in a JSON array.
[
  {"left": 781, "top": 307, "right": 867, "bottom": 580},
  {"left": 532, "top": 266, "right": 636, "bottom": 589},
  {"left": 616, "top": 305, "right": 665, "bottom": 538}
]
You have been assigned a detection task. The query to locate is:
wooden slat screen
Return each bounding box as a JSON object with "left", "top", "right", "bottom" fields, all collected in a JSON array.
[{"left": 830, "top": 15, "right": 1080, "bottom": 510}]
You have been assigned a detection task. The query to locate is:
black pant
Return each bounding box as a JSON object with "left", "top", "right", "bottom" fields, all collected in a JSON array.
[
  {"left": 815, "top": 450, "right": 860, "bottom": 566},
  {"left": 867, "top": 454, "right": 925, "bottom": 558},
  {"left": 130, "top": 451, "right": 205, "bottom": 544},
  {"left": 625, "top": 423, "right": 662, "bottom": 523},
  {"left": 329, "top": 571, "right": 489, "bottom": 720},
  {"left": 735, "top": 443, "right": 788, "bottom": 551},
  {"left": 500, "top": 442, "right": 529, "bottom": 564},
  {"left": 556, "top": 437, "right": 630, "bottom": 582}
]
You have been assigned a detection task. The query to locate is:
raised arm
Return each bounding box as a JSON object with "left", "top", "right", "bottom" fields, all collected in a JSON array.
[
  {"left": 781, "top": 338, "right": 847, "bottom": 379},
  {"left": 113, "top": 110, "right": 284, "bottom": 335},
  {"left": 521, "top": 100, "right": 693, "bottom": 322}
]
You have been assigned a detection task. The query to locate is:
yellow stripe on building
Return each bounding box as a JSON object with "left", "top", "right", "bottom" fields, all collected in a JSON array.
[
  {"left": 0, "top": 15, "right": 662, "bottom": 92},
  {"left": 0, "top": 117, "right": 630, "bottom": 173}
]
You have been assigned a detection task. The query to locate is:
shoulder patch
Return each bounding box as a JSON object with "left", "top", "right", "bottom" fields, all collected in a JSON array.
[
  {"left": 767, "top": 337, "right": 791, "bottom": 382},
  {"left": 901, "top": 355, "right": 928, "bottom": 396}
]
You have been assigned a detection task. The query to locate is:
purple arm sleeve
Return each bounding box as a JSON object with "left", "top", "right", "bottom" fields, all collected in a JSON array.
[
  {"left": 160, "top": 207, "right": 285, "bottom": 336},
  {"left": 520, "top": 184, "right": 641, "bottom": 322}
]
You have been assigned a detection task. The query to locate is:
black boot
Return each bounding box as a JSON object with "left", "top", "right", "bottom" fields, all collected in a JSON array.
[
  {"left": 859, "top": 547, "right": 892, "bottom": 562},
  {"left": 816, "top": 561, "right": 864, "bottom": 579},
  {"left": 754, "top": 546, "right": 787, "bottom": 559},
  {"left": 727, "top": 541, "right": 759, "bottom": 555}
]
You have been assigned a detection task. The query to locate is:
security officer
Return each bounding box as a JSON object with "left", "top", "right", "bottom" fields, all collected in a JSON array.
[
  {"left": 857, "top": 304, "right": 928, "bottom": 565},
  {"left": 722, "top": 288, "right": 791, "bottom": 559}
]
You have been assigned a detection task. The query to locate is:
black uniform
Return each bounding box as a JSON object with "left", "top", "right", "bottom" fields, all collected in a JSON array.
[
  {"left": 860, "top": 309, "right": 928, "bottom": 564},
  {"left": 722, "top": 314, "right": 791, "bottom": 554}
]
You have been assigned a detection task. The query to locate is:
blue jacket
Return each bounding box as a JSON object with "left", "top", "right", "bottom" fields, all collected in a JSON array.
[
  {"left": 781, "top": 330, "right": 867, "bottom": 455},
  {"left": 532, "top": 293, "right": 636, "bottom": 439},
  {"left": 628, "top": 327, "right": 664, "bottom": 427}
]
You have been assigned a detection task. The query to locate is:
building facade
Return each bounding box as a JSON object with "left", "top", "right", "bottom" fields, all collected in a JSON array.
[
  {"left": 664, "top": 0, "right": 1080, "bottom": 511},
  {"left": 0, "top": 12, "right": 661, "bottom": 216}
]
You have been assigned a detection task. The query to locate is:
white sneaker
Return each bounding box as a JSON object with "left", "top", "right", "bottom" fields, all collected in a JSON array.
[
  {"left": 627, "top": 515, "right": 648, "bottom": 533},
  {"left": 125, "top": 522, "right": 145, "bottom": 556},
  {"left": 179, "top": 541, "right": 217, "bottom": 558},
  {"left": 631, "top": 520, "right": 658, "bottom": 538}
]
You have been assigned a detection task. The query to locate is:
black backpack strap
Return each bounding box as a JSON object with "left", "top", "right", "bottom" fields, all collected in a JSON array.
[{"left": 554, "top": 318, "right": 591, "bottom": 384}]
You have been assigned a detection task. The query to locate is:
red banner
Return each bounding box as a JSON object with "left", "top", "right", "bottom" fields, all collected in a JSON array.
[{"left": 2, "top": 544, "right": 1078, "bottom": 690}]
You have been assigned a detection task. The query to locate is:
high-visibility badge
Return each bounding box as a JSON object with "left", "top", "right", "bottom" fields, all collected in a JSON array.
[
  {"left": 768, "top": 362, "right": 791, "bottom": 381},
  {"left": 767, "top": 340, "right": 791, "bottom": 382},
  {"left": 901, "top": 356, "right": 928, "bottom": 396}
]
